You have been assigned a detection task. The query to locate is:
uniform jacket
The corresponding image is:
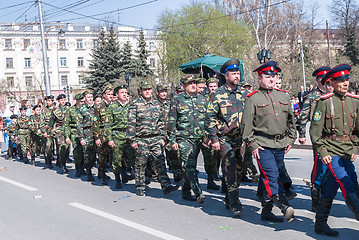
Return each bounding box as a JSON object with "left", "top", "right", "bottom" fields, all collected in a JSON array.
[
  {"left": 64, "top": 105, "right": 81, "bottom": 139},
  {"left": 77, "top": 102, "right": 96, "bottom": 141},
  {"left": 104, "top": 101, "right": 129, "bottom": 142},
  {"left": 93, "top": 101, "right": 110, "bottom": 141}
]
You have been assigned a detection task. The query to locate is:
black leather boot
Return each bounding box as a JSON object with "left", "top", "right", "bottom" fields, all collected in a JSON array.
[
  {"left": 75, "top": 164, "right": 81, "bottom": 177},
  {"left": 31, "top": 156, "right": 35, "bottom": 165},
  {"left": 120, "top": 168, "right": 129, "bottom": 184},
  {"left": 272, "top": 194, "right": 295, "bottom": 222},
  {"left": 221, "top": 178, "right": 227, "bottom": 193},
  {"left": 207, "top": 174, "right": 220, "bottom": 190},
  {"left": 315, "top": 198, "right": 339, "bottom": 236},
  {"left": 79, "top": 163, "right": 86, "bottom": 175},
  {"left": 100, "top": 171, "right": 108, "bottom": 185},
  {"left": 115, "top": 173, "right": 123, "bottom": 189},
  {"left": 345, "top": 192, "right": 359, "bottom": 221},
  {"left": 311, "top": 188, "right": 320, "bottom": 212},
  {"left": 261, "top": 194, "right": 284, "bottom": 222},
  {"left": 86, "top": 168, "right": 95, "bottom": 181}
]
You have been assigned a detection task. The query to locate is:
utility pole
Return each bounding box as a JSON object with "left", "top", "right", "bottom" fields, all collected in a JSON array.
[
  {"left": 37, "top": 0, "right": 51, "bottom": 96},
  {"left": 298, "top": 36, "right": 306, "bottom": 90},
  {"left": 326, "top": 20, "right": 331, "bottom": 66}
]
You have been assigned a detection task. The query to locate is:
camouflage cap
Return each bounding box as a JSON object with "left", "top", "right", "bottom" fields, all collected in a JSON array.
[
  {"left": 206, "top": 78, "right": 218, "bottom": 85},
  {"left": 32, "top": 104, "right": 41, "bottom": 111},
  {"left": 156, "top": 84, "right": 168, "bottom": 91},
  {"left": 82, "top": 89, "right": 94, "bottom": 97},
  {"left": 140, "top": 80, "right": 152, "bottom": 89},
  {"left": 74, "top": 93, "right": 84, "bottom": 100},
  {"left": 113, "top": 84, "right": 128, "bottom": 94},
  {"left": 181, "top": 74, "right": 196, "bottom": 84},
  {"left": 176, "top": 84, "right": 184, "bottom": 92},
  {"left": 102, "top": 84, "right": 113, "bottom": 95},
  {"left": 196, "top": 78, "right": 206, "bottom": 84}
]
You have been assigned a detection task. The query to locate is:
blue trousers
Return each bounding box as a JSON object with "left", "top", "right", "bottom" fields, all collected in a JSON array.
[
  {"left": 321, "top": 156, "right": 358, "bottom": 200},
  {"left": 256, "top": 147, "right": 285, "bottom": 197},
  {"left": 311, "top": 149, "right": 329, "bottom": 189}
]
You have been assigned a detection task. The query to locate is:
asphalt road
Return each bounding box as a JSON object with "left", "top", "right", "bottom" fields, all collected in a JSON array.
[{"left": 0, "top": 146, "right": 358, "bottom": 240}]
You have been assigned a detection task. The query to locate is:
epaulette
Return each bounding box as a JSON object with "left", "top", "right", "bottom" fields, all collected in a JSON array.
[
  {"left": 274, "top": 88, "right": 289, "bottom": 94},
  {"left": 246, "top": 90, "right": 258, "bottom": 98},
  {"left": 347, "top": 92, "right": 359, "bottom": 99},
  {"left": 320, "top": 92, "right": 334, "bottom": 99}
]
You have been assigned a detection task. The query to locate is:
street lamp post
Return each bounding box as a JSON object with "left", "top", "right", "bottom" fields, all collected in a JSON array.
[
  {"left": 57, "top": 29, "right": 65, "bottom": 94},
  {"left": 125, "top": 73, "right": 132, "bottom": 91},
  {"left": 63, "top": 85, "right": 73, "bottom": 102},
  {"left": 256, "top": 48, "right": 272, "bottom": 64},
  {"left": 298, "top": 36, "right": 306, "bottom": 91}
]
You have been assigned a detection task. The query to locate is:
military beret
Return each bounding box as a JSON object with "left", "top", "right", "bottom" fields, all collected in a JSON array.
[
  {"left": 206, "top": 78, "right": 218, "bottom": 85},
  {"left": 312, "top": 66, "right": 331, "bottom": 78},
  {"left": 176, "top": 84, "right": 184, "bottom": 92},
  {"left": 156, "top": 84, "right": 168, "bottom": 91},
  {"left": 113, "top": 84, "right": 128, "bottom": 94},
  {"left": 253, "top": 61, "right": 279, "bottom": 76},
  {"left": 322, "top": 64, "right": 351, "bottom": 85},
  {"left": 220, "top": 59, "right": 240, "bottom": 74},
  {"left": 196, "top": 78, "right": 206, "bottom": 84},
  {"left": 32, "top": 105, "right": 41, "bottom": 111},
  {"left": 74, "top": 93, "right": 84, "bottom": 100},
  {"left": 181, "top": 74, "right": 196, "bottom": 84},
  {"left": 10, "top": 114, "right": 18, "bottom": 119},
  {"left": 82, "top": 89, "right": 94, "bottom": 97},
  {"left": 140, "top": 80, "right": 152, "bottom": 89},
  {"left": 57, "top": 94, "right": 66, "bottom": 100},
  {"left": 19, "top": 106, "right": 27, "bottom": 111},
  {"left": 102, "top": 84, "right": 113, "bottom": 95},
  {"left": 44, "top": 95, "right": 54, "bottom": 100}
]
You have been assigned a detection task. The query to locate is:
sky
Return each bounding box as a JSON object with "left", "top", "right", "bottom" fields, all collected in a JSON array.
[{"left": 0, "top": 0, "right": 333, "bottom": 30}]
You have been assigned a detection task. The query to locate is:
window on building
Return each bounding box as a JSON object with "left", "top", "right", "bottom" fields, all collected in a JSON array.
[
  {"left": 7, "top": 77, "right": 14, "bottom": 87},
  {"left": 149, "top": 42, "right": 154, "bottom": 51},
  {"left": 150, "top": 58, "right": 156, "bottom": 68},
  {"left": 77, "top": 39, "right": 83, "bottom": 49},
  {"left": 23, "top": 39, "right": 30, "bottom": 50},
  {"left": 59, "top": 39, "right": 66, "bottom": 49},
  {"left": 28, "top": 95, "right": 36, "bottom": 105},
  {"left": 60, "top": 57, "right": 67, "bottom": 67},
  {"left": 6, "top": 58, "right": 13, "bottom": 68},
  {"left": 93, "top": 39, "right": 99, "bottom": 48},
  {"left": 61, "top": 75, "right": 68, "bottom": 86},
  {"left": 77, "top": 57, "right": 84, "bottom": 67},
  {"left": 25, "top": 76, "right": 32, "bottom": 87},
  {"left": 78, "top": 75, "right": 83, "bottom": 84},
  {"left": 5, "top": 39, "right": 12, "bottom": 49},
  {"left": 24, "top": 58, "right": 31, "bottom": 68}
]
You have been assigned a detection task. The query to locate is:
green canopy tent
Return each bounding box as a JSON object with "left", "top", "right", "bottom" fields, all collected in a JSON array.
[{"left": 179, "top": 54, "right": 244, "bottom": 84}]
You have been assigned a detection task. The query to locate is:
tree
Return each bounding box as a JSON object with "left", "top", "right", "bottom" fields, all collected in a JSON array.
[
  {"left": 86, "top": 26, "right": 122, "bottom": 94},
  {"left": 156, "top": 2, "right": 255, "bottom": 83},
  {"left": 136, "top": 30, "right": 154, "bottom": 77},
  {"left": 119, "top": 41, "right": 139, "bottom": 77}
]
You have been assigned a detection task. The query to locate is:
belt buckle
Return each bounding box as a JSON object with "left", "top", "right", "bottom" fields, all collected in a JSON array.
[{"left": 274, "top": 135, "right": 281, "bottom": 141}]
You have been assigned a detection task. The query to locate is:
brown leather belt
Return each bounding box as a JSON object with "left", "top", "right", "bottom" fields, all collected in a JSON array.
[{"left": 323, "top": 135, "right": 354, "bottom": 142}]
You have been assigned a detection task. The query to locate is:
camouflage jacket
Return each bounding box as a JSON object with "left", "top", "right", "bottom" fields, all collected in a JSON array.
[
  {"left": 167, "top": 92, "right": 207, "bottom": 144},
  {"left": 40, "top": 105, "right": 54, "bottom": 134},
  {"left": 6, "top": 122, "right": 16, "bottom": 137},
  {"left": 205, "top": 84, "right": 247, "bottom": 144},
  {"left": 30, "top": 115, "right": 42, "bottom": 136},
  {"left": 93, "top": 100, "right": 111, "bottom": 141},
  {"left": 48, "top": 105, "right": 68, "bottom": 135},
  {"left": 104, "top": 101, "right": 129, "bottom": 142},
  {"left": 15, "top": 115, "right": 31, "bottom": 136},
  {"left": 296, "top": 87, "right": 326, "bottom": 138},
  {"left": 126, "top": 96, "right": 165, "bottom": 143},
  {"left": 64, "top": 105, "right": 81, "bottom": 139},
  {"left": 77, "top": 102, "right": 96, "bottom": 141},
  {"left": 242, "top": 87, "right": 297, "bottom": 152}
]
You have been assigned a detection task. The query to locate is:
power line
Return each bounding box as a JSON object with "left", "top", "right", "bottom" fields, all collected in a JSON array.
[{"left": 0, "top": 1, "right": 33, "bottom": 11}]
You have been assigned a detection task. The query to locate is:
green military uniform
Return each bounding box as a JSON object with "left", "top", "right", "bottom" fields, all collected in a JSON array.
[
  {"left": 49, "top": 99, "right": 69, "bottom": 174},
  {"left": 29, "top": 113, "right": 42, "bottom": 164},
  {"left": 64, "top": 94, "right": 85, "bottom": 177},
  {"left": 168, "top": 75, "right": 207, "bottom": 201},
  {"left": 40, "top": 102, "right": 54, "bottom": 167},
  {"left": 6, "top": 117, "right": 17, "bottom": 159},
  {"left": 15, "top": 113, "right": 31, "bottom": 163},
  {"left": 127, "top": 80, "right": 178, "bottom": 196}
]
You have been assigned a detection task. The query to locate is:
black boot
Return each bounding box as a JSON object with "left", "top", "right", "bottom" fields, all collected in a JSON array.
[
  {"left": 24, "top": 157, "right": 29, "bottom": 164},
  {"left": 162, "top": 184, "right": 180, "bottom": 194},
  {"left": 345, "top": 192, "right": 359, "bottom": 221},
  {"left": 115, "top": 173, "right": 123, "bottom": 189},
  {"left": 311, "top": 188, "right": 320, "bottom": 212},
  {"left": 100, "top": 171, "right": 108, "bottom": 185},
  {"left": 127, "top": 169, "right": 135, "bottom": 180},
  {"left": 315, "top": 198, "right": 339, "bottom": 236},
  {"left": 79, "top": 163, "right": 86, "bottom": 175},
  {"left": 207, "top": 174, "right": 220, "bottom": 190},
  {"left": 285, "top": 187, "right": 297, "bottom": 200},
  {"left": 120, "top": 168, "right": 129, "bottom": 184},
  {"left": 221, "top": 178, "right": 227, "bottom": 193},
  {"left": 86, "top": 168, "right": 95, "bottom": 181},
  {"left": 31, "top": 156, "right": 35, "bottom": 166},
  {"left": 272, "top": 194, "right": 295, "bottom": 222},
  {"left": 182, "top": 191, "right": 196, "bottom": 201},
  {"left": 75, "top": 164, "right": 81, "bottom": 177},
  {"left": 213, "top": 173, "right": 220, "bottom": 181},
  {"left": 261, "top": 194, "right": 284, "bottom": 222}
]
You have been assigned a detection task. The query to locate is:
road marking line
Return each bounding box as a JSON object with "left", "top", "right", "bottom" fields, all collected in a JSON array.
[
  {"left": 69, "top": 202, "right": 184, "bottom": 240},
  {"left": 0, "top": 175, "right": 38, "bottom": 191}
]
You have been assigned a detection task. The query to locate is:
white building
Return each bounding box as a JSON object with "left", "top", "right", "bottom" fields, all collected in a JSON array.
[{"left": 0, "top": 23, "right": 159, "bottom": 109}]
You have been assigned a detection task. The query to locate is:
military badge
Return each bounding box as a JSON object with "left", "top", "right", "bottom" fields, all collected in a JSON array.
[
  {"left": 313, "top": 111, "right": 321, "bottom": 121},
  {"left": 105, "top": 117, "right": 109, "bottom": 123}
]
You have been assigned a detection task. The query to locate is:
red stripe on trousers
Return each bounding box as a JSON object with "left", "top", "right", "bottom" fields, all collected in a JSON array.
[
  {"left": 255, "top": 158, "right": 273, "bottom": 197},
  {"left": 327, "top": 163, "right": 347, "bottom": 199}
]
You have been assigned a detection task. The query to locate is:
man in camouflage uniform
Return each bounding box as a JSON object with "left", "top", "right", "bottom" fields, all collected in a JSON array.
[
  {"left": 94, "top": 85, "right": 113, "bottom": 185},
  {"left": 29, "top": 105, "right": 42, "bottom": 165},
  {"left": 105, "top": 85, "right": 133, "bottom": 189},
  {"left": 127, "top": 80, "right": 179, "bottom": 196},
  {"left": 6, "top": 115, "right": 18, "bottom": 159},
  {"left": 297, "top": 66, "right": 331, "bottom": 212},
  {"left": 78, "top": 90, "right": 97, "bottom": 181},
  {"left": 65, "top": 93, "right": 85, "bottom": 177},
  {"left": 40, "top": 95, "right": 55, "bottom": 168},
  {"left": 205, "top": 59, "right": 246, "bottom": 217},
  {"left": 15, "top": 106, "right": 31, "bottom": 163},
  {"left": 242, "top": 61, "right": 296, "bottom": 222},
  {"left": 48, "top": 94, "right": 70, "bottom": 174},
  {"left": 156, "top": 84, "right": 182, "bottom": 182},
  {"left": 168, "top": 75, "right": 207, "bottom": 203},
  {"left": 197, "top": 77, "right": 220, "bottom": 190}
]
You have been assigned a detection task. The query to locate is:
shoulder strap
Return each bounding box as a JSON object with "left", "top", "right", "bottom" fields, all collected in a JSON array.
[{"left": 329, "top": 97, "right": 335, "bottom": 133}]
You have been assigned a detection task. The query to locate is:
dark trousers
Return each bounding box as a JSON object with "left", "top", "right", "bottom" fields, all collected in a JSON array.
[{"left": 311, "top": 149, "right": 329, "bottom": 189}]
